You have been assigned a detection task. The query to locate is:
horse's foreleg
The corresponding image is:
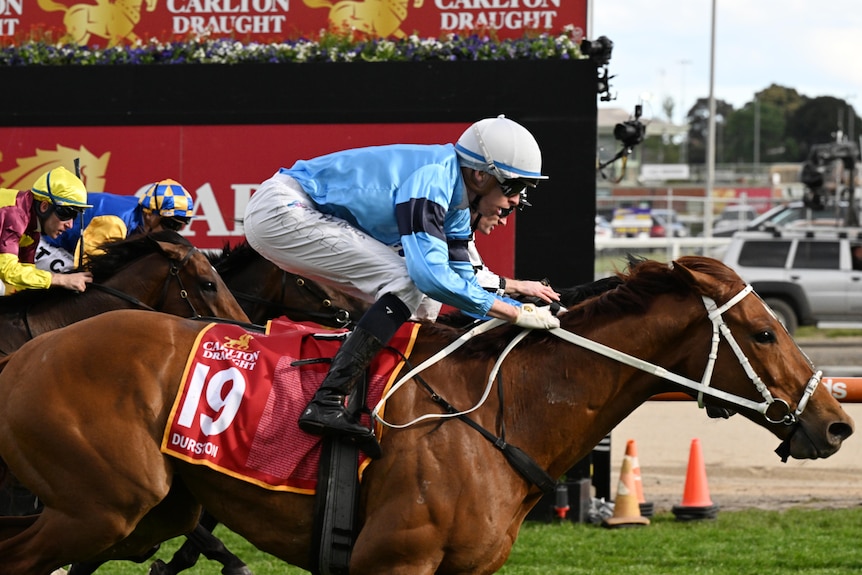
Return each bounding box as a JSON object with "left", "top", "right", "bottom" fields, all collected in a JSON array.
[
  {"left": 185, "top": 513, "right": 250, "bottom": 573},
  {"left": 150, "top": 510, "right": 250, "bottom": 575}
]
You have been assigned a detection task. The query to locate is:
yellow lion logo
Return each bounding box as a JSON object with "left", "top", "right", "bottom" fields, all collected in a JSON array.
[
  {"left": 0, "top": 145, "right": 110, "bottom": 191},
  {"left": 223, "top": 333, "right": 254, "bottom": 351},
  {"left": 304, "top": 0, "right": 424, "bottom": 38},
  {"left": 37, "top": 0, "right": 157, "bottom": 47}
]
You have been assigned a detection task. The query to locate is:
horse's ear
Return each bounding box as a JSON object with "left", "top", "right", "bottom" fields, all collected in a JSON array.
[
  {"left": 153, "top": 238, "right": 186, "bottom": 260},
  {"left": 671, "top": 260, "right": 728, "bottom": 300}
]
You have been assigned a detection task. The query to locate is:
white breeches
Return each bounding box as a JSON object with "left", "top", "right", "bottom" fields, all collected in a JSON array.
[{"left": 244, "top": 172, "right": 440, "bottom": 320}]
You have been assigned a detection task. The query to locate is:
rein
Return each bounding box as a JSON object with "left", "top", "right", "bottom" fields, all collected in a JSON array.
[
  {"left": 9, "top": 243, "right": 202, "bottom": 350},
  {"left": 154, "top": 245, "right": 200, "bottom": 317}
]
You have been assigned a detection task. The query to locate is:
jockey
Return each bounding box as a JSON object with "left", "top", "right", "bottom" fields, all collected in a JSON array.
[
  {"left": 42, "top": 178, "right": 194, "bottom": 268},
  {"left": 0, "top": 166, "right": 93, "bottom": 295},
  {"left": 244, "top": 115, "right": 561, "bottom": 458}
]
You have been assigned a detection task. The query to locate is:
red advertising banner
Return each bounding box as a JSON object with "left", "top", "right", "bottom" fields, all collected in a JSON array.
[
  {"left": 0, "top": 123, "right": 515, "bottom": 276},
  {"left": 5, "top": 0, "right": 586, "bottom": 45}
]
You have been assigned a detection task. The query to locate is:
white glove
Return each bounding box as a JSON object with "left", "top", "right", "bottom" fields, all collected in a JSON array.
[{"left": 513, "top": 303, "right": 560, "bottom": 330}]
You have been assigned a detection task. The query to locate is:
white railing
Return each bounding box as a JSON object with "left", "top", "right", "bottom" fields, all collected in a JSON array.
[{"left": 595, "top": 237, "right": 732, "bottom": 259}]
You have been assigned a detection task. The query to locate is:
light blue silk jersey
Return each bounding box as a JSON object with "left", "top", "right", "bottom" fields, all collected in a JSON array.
[{"left": 280, "top": 143, "right": 499, "bottom": 316}]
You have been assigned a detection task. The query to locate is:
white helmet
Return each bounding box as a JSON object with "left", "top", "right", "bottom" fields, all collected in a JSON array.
[{"left": 455, "top": 115, "right": 548, "bottom": 182}]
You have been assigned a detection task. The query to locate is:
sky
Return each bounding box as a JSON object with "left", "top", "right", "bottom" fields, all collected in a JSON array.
[{"left": 590, "top": 0, "right": 862, "bottom": 125}]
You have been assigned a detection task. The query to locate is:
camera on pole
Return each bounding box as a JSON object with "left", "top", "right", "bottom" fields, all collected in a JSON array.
[
  {"left": 613, "top": 105, "right": 646, "bottom": 150},
  {"left": 597, "top": 104, "right": 647, "bottom": 182}
]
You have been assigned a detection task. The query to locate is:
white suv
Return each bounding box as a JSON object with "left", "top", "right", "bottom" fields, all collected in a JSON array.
[{"left": 722, "top": 228, "right": 862, "bottom": 334}]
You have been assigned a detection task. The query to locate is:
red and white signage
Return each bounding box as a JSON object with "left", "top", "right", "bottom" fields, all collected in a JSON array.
[{"left": 3, "top": 1, "right": 586, "bottom": 45}]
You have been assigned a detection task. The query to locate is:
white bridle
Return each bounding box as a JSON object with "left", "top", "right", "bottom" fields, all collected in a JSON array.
[
  {"left": 548, "top": 284, "right": 820, "bottom": 425},
  {"left": 373, "top": 284, "right": 821, "bottom": 429}
]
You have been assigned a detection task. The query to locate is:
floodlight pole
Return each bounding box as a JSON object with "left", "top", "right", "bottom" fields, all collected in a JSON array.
[{"left": 704, "top": 0, "right": 717, "bottom": 238}]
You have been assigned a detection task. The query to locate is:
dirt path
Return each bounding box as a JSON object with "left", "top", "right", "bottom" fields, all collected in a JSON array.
[{"left": 608, "top": 402, "right": 862, "bottom": 512}]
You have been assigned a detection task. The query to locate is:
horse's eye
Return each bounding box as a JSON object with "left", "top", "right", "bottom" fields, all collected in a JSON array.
[
  {"left": 201, "top": 281, "right": 217, "bottom": 292},
  {"left": 754, "top": 330, "right": 776, "bottom": 344}
]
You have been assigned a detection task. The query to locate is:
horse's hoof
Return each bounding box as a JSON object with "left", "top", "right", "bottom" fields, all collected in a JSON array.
[
  {"left": 50, "top": 570, "right": 68, "bottom": 575},
  {"left": 222, "top": 566, "right": 253, "bottom": 575},
  {"left": 148, "top": 560, "right": 173, "bottom": 575}
]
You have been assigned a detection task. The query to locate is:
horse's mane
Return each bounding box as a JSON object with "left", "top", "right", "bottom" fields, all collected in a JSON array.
[
  {"left": 87, "top": 230, "right": 193, "bottom": 281},
  {"left": 0, "top": 231, "right": 191, "bottom": 312},
  {"left": 207, "top": 240, "right": 261, "bottom": 276},
  {"left": 426, "top": 256, "right": 742, "bottom": 360}
]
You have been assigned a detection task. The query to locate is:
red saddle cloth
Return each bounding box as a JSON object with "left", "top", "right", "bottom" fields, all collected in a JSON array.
[{"left": 160, "top": 318, "right": 420, "bottom": 493}]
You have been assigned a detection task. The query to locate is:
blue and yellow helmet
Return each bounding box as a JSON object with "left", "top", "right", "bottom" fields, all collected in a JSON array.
[{"left": 139, "top": 179, "right": 194, "bottom": 219}]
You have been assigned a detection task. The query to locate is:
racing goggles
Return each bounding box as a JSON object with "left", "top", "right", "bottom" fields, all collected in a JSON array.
[
  {"left": 53, "top": 204, "right": 85, "bottom": 221},
  {"left": 499, "top": 178, "right": 534, "bottom": 198},
  {"left": 498, "top": 192, "right": 532, "bottom": 218},
  {"left": 160, "top": 216, "right": 192, "bottom": 231}
]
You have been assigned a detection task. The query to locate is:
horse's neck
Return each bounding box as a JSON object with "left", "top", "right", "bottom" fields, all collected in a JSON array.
[{"left": 506, "top": 304, "right": 704, "bottom": 478}]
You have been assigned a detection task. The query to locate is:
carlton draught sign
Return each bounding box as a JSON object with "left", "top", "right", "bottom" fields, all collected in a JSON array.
[{"left": 4, "top": 0, "right": 586, "bottom": 45}]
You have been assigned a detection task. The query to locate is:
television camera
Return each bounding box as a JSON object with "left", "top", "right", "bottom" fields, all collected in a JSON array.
[
  {"left": 580, "top": 36, "right": 615, "bottom": 102},
  {"left": 800, "top": 141, "right": 860, "bottom": 225},
  {"left": 597, "top": 104, "right": 647, "bottom": 182}
]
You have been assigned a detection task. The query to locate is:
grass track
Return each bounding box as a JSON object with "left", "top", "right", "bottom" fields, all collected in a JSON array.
[{"left": 84, "top": 507, "right": 862, "bottom": 574}]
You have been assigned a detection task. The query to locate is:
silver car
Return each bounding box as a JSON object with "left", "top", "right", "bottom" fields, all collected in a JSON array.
[{"left": 722, "top": 228, "right": 862, "bottom": 334}]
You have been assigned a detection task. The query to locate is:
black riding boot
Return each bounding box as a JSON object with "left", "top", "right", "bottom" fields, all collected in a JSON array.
[{"left": 298, "top": 325, "right": 384, "bottom": 457}]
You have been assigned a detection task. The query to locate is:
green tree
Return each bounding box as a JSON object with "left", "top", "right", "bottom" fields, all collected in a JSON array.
[
  {"left": 662, "top": 96, "right": 675, "bottom": 123},
  {"left": 686, "top": 97, "right": 734, "bottom": 164},
  {"left": 723, "top": 100, "right": 786, "bottom": 163},
  {"left": 786, "top": 96, "right": 862, "bottom": 161},
  {"left": 755, "top": 83, "right": 805, "bottom": 115}
]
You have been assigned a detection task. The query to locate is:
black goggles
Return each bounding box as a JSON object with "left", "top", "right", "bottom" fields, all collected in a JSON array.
[
  {"left": 498, "top": 205, "right": 517, "bottom": 218},
  {"left": 499, "top": 178, "right": 536, "bottom": 198},
  {"left": 160, "top": 216, "right": 191, "bottom": 231},
  {"left": 498, "top": 191, "right": 532, "bottom": 218},
  {"left": 53, "top": 204, "right": 85, "bottom": 221}
]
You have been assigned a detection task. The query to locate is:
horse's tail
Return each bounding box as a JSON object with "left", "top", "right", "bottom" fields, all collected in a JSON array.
[{"left": 37, "top": 0, "right": 66, "bottom": 12}]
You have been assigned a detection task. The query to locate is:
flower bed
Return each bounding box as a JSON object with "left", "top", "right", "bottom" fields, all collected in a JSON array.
[{"left": 0, "top": 28, "right": 585, "bottom": 66}]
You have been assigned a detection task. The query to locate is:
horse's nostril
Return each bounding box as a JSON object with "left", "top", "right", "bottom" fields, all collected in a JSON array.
[{"left": 830, "top": 421, "right": 854, "bottom": 442}]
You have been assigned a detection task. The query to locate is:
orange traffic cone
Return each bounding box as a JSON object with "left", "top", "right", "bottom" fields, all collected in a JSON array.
[
  {"left": 624, "top": 438, "right": 654, "bottom": 518},
  {"left": 602, "top": 456, "right": 650, "bottom": 528},
  {"left": 672, "top": 438, "right": 719, "bottom": 521}
]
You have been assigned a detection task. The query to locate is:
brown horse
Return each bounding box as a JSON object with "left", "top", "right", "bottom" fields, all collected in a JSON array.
[
  {"left": 209, "top": 240, "right": 369, "bottom": 327},
  {"left": 0, "top": 230, "right": 249, "bottom": 356},
  {"left": 0, "top": 256, "right": 853, "bottom": 574},
  {"left": 0, "top": 230, "right": 251, "bottom": 575}
]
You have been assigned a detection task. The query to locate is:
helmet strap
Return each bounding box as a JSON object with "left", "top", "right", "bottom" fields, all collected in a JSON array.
[
  {"left": 472, "top": 124, "right": 507, "bottom": 183},
  {"left": 469, "top": 195, "right": 483, "bottom": 232}
]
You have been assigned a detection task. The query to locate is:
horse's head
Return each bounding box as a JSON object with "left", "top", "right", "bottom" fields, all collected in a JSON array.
[
  {"left": 672, "top": 255, "right": 854, "bottom": 461},
  {"left": 90, "top": 231, "right": 249, "bottom": 323}
]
